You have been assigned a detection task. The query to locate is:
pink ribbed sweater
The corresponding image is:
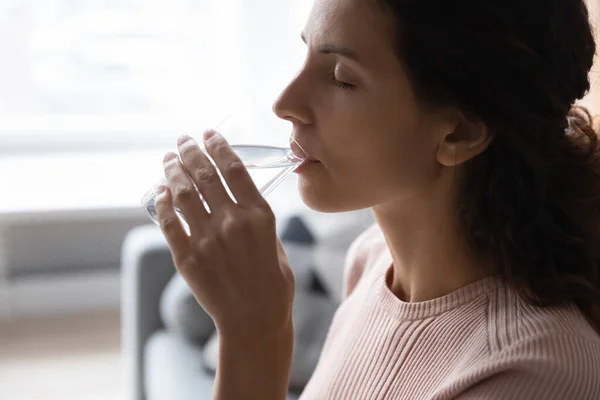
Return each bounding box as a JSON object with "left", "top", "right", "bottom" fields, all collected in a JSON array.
[{"left": 299, "top": 225, "right": 600, "bottom": 400}]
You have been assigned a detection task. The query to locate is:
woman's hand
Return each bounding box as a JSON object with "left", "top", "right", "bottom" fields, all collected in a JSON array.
[{"left": 154, "top": 130, "right": 295, "bottom": 340}]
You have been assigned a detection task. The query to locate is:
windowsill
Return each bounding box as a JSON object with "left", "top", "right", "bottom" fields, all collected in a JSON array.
[
  {"left": 0, "top": 149, "right": 304, "bottom": 222},
  {"left": 0, "top": 149, "right": 164, "bottom": 221}
]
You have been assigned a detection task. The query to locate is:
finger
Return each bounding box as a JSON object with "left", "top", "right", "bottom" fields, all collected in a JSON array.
[
  {"left": 163, "top": 152, "right": 209, "bottom": 233},
  {"left": 176, "top": 135, "right": 234, "bottom": 213},
  {"left": 276, "top": 237, "right": 295, "bottom": 288},
  {"left": 276, "top": 237, "right": 291, "bottom": 263},
  {"left": 154, "top": 186, "right": 190, "bottom": 263},
  {"left": 203, "top": 130, "right": 264, "bottom": 206}
]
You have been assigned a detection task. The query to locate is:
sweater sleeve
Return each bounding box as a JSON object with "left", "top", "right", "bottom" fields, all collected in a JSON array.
[{"left": 450, "top": 333, "right": 600, "bottom": 400}]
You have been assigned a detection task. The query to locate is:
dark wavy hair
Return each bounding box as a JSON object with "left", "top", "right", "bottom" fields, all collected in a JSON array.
[{"left": 380, "top": 0, "right": 600, "bottom": 331}]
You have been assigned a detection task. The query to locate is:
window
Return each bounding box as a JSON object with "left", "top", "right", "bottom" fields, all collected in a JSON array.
[{"left": 0, "top": 0, "right": 310, "bottom": 153}]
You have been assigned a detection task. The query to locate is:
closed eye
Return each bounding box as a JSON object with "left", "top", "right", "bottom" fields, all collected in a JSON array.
[{"left": 330, "top": 73, "right": 355, "bottom": 90}]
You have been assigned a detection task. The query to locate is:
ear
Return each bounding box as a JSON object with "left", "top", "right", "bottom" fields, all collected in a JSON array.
[{"left": 436, "top": 116, "right": 493, "bottom": 167}]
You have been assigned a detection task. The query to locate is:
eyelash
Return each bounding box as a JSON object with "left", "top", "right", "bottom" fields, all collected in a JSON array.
[{"left": 329, "top": 73, "right": 355, "bottom": 90}]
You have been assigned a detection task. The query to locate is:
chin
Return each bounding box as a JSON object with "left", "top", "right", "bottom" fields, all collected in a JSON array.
[{"left": 297, "top": 179, "right": 372, "bottom": 213}]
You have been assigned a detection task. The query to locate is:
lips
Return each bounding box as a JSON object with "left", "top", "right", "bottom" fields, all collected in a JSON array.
[{"left": 289, "top": 137, "right": 318, "bottom": 161}]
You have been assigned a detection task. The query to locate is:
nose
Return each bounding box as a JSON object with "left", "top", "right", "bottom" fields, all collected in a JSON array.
[{"left": 272, "top": 70, "right": 312, "bottom": 126}]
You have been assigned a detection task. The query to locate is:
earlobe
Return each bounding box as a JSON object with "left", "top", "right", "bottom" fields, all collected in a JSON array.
[{"left": 436, "top": 119, "right": 492, "bottom": 167}]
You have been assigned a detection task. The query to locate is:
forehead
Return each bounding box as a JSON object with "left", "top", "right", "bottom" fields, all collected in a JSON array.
[{"left": 304, "top": 0, "right": 397, "bottom": 66}]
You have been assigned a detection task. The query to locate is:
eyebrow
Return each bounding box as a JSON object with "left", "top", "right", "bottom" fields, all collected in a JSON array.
[{"left": 301, "top": 33, "right": 361, "bottom": 63}]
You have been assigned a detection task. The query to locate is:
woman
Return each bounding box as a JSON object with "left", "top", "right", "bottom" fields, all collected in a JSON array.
[{"left": 153, "top": 0, "right": 600, "bottom": 398}]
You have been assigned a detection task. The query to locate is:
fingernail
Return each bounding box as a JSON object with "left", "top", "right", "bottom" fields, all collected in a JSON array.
[
  {"left": 178, "top": 136, "right": 197, "bottom": 154},
  {"left": 203, "top": 130, "right": 217, "bottom": 141},
  {"left": 178, "top": 135, "right": 193, "bottom": 146},
  {"left": 163, "top": 152, "right": 177, "bottom": 163}
]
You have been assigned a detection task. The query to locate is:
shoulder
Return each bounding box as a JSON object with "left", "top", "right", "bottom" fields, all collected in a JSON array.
[
  {"left": 342, "top": 223, "right": 389, "bottom": 297},
  {"left": 488, "top": 285, "right": 600, "bottom": 350},
  {"left": 499, "top": 328, "right": 600, "bottom": 371},
  {"left": 490, "top": 286, "right": 600, "bottom": 371},
  {"left": 449, "top": 291, "right": 600, "bottom": 399},
  {"left": 445, "top": 314, "right": 600, "bottom": 399},
  {"left": 503, "top": 301, "right": 600, "bottom": 387},
  {"left": 456, "top": 331, "right": 600, "bottom": 399}
]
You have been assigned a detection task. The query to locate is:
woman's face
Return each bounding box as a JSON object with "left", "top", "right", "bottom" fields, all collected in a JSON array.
[{"left": 274, "top": 0, "right": 453, "bottom": 213}]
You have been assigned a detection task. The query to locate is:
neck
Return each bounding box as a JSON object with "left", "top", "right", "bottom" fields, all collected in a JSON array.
[{"left": 372, "top": 184, "right": 489, "bottom": 303}]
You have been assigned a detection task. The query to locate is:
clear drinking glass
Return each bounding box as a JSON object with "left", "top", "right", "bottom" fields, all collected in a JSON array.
[{"left": 140, "top": 109, "right": 306, "bottom": 233}]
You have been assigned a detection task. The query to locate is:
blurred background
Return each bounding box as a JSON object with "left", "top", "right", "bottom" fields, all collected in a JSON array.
[
  {"left": 0, "top": 0, "right": 312, "bottom": 399},
  {"left": 0, "top": 0, "right": 598, "bottom": 399}
]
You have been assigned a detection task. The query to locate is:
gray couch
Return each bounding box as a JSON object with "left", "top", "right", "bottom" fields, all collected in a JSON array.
[{"left": 121, "top": 208, "right": 374, "bottom": 400}]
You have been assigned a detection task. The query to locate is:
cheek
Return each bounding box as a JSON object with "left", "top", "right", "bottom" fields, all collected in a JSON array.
[
  {"left": 329, "top": 119, "right": 439, "bottom": 198},
  {"left": 301, "top": 79, "right": 437, "bottom": 207},
  {"left": 328, "top": 102, "right": 426, "bottom": 172},
  {"left": 296, "top": 128, "right": 437, "bottom": 212},
  {"left": 355, "top": 134, "right": 434, "bottom": 187}
]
